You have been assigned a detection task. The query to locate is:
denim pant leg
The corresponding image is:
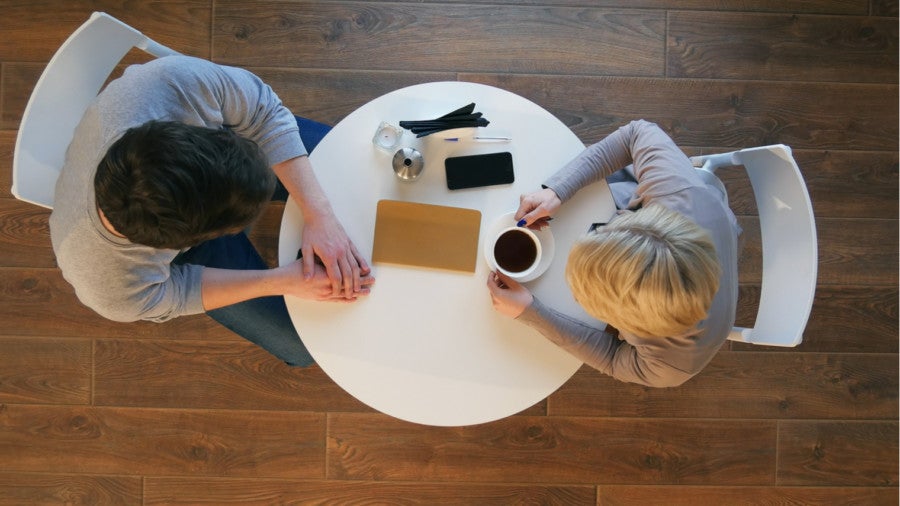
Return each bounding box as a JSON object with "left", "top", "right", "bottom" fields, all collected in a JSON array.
[
  {"left": 295, "top": 115, "right": 331, "bottom": 153},
  {"left": 606, "top": 165, "right": 638, "bottom": 210},
  {"left": 173, "top": 233, "right": 314, "bottom": 367}
]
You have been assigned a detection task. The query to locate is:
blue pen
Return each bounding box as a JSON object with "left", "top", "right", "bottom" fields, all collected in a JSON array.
[{"left": 443, "top": 136, "right": 511, "bottom": 142}]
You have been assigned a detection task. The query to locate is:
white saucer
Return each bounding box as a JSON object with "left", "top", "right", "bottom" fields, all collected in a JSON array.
[{"left": 483, "top": 211, "right": 555, "bottom": 282}]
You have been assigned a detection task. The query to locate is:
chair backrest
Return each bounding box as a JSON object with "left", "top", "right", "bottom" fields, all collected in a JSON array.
[
  {"left": 692, "top": 145, "right": 818, "bottom": 347},
  {"left": 11, "top": 12, "right": 179, "bottom": 208}
]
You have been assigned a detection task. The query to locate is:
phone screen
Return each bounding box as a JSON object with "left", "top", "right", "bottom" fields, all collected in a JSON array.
[{"left": 444, "top": 152, "right": 514, "bottom": 190}]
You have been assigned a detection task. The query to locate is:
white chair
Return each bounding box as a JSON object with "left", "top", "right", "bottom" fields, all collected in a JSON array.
[
  {"left": 691, "top": 145, "right": 817, "bottom": 347},
  {"left": 12, "top": 12, "right": 179, "bottom": 208}
]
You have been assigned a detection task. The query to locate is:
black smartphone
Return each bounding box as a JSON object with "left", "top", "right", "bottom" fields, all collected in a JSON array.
[{"left": 444, "top": 152, "right": 514, "bottom": 190}]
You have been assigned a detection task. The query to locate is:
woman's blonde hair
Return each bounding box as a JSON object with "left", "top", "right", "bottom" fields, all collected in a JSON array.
[{"left": 565, "top": 204, "right": 720, "bottom": 338}]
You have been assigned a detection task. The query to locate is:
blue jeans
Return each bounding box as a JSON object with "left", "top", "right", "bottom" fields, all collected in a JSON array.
[{"left": 172, "top": 116, "right": 331, "bottom": 367}]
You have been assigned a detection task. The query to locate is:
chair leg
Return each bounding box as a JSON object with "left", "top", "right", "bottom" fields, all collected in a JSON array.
[{"left": 690, "top": 151, "right": 738, "bottom": 172}]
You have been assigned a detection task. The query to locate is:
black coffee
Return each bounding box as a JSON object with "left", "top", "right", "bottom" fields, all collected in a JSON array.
[{"left": 493, "top": 229, "right": 538, "bottom": 273}]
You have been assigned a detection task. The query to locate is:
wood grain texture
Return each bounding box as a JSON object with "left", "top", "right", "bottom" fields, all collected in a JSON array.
[
  {"left": 0, "top": 268, "right": 235, "bottom": 339},
  {"left": 0, "top": 473, "right": 141, "bottom": 506},
  {"left": 0, "top": 404, "right": 325, "bottom": 478},
  {"left": 668, "top": 12, "right": 898, "bottom": 83},
  {"left": 93, "top": 339, "right": 371, "bottom": 412},
  {"left": 214, "top": 2, "right": 665, "bottom": 76},
  {"left": 0, "top": 199, "right": 54, "bottom": 268},
  {"left": 327, "top": 413, "right": 776, "bottom": 485},
  {"left": 145, "top": 478, "right": 595, "bottom": 505},
  {"left": 0, "top": 131, "right": 12, "bottom": 197},
  {"left": 733, "top": 285, "right": 899, "bottom": 353},
  {"left": 462, "top": 73, "right": 899, "bottom": 151},
  {"left": 547, "top": 352, "right": 898, "bottom": 419},
  {"left": 778, "top": 421, "right": 899, "bottom": 486},
  {"left": 0, "top": 337, "right": 91, "bottom": 405},
  {"left": 598, "top": 485, "right": 898, "bottom": 505},
  {"left": 872, "top": 0, "right": 900, "bottom": 16},
  {"left": 0, "top": 1, "right": 211, "bottom": 62},
  {"left": 0, "top": 63, "right": 41, "bottom": 130},
  {"left": 814, "top": 217, "right": 898, "bottom": 286},
  {"left": 330, "top": 0, "right": 870, "bottom": 14}
]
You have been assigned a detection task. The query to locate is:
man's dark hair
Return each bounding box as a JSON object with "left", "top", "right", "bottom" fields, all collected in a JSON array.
[{"left": 95, "top": 120, "right": 276, "bottom": 249}]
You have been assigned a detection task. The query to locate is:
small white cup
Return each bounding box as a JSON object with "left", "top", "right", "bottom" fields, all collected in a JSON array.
[
  {"left": 372, "top": 121, "right": 403, "bottom": 152},
  {"left": 490, "top": 226, "right": 542, "bottom": 280}
]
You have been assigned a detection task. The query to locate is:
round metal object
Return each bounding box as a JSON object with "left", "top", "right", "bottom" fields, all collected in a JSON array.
[{"left": 392, "top": 148, "right": 425, "bottom": 181}]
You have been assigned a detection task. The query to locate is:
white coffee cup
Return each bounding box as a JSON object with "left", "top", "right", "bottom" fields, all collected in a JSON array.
[{"left": 490, "top": 226, "right": 542, "bottom": 280}]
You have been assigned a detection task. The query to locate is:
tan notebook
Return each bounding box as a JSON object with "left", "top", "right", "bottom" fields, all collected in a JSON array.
[{"left": 372, "top": 200, "right": 482, "bottom": 273}]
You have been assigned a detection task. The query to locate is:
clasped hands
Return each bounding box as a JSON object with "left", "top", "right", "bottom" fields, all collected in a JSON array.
[
  {"left": 293, "top": 209, "right": 375, "bottom": 302},
  {"left": 487, "top": 188, "right": 561, "bottom": 318}
]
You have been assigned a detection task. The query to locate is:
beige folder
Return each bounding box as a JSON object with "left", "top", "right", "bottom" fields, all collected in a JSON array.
[{"left": 372, "top": 200, "right": 482, "bottom": 273}]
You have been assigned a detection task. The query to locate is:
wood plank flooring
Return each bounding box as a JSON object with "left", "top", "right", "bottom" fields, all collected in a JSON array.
[{"left": 1, "top": 1, "right": 897, "bottom": 504}]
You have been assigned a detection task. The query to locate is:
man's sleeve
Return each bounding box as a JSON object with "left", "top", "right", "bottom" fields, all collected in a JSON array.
[{"left": 154, "top": 56, "right": 307, "bottom": 166}]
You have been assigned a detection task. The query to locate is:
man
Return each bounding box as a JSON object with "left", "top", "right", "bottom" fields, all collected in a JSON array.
[{"left": 50, "top": 55, "right": 374, "bottom": 366}]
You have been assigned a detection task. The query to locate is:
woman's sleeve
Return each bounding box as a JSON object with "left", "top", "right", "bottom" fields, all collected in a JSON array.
[
  {"left": 543, "top": 119, "right": 696, "bottom": 203},
  {"left": 518, "top": 297, "right": 692, "bottom": 387}
]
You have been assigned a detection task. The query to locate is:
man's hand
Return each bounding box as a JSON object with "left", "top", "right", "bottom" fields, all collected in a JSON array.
[
  {"left": 282, "top": 258, "right": 374, "bottom": 302},
  {"left": 299, "top": 210, "right": 371, "bottom": 299},
  {"left": 199, "top": 259, "right": 374, "bottom": 311},
  {"left": 272, "top": 155, "right": 373, "bottom": 300},
  {"left": 486, "top": 270, "right": 533, "bottom": 318},
  {"left": 515, "top": 188, "right": 561, "bottom": 229}
]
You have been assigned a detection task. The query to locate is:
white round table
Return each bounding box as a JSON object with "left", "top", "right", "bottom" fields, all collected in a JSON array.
[{"left": 279, "top": 82, "right": 615, "bottom": 426}]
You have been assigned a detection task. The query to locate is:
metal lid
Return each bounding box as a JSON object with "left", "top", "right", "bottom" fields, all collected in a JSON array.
[{"left": 392, "top": 148, "right": 425, "bottom": 181}]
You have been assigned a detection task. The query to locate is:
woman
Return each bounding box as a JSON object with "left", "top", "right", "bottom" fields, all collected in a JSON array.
[{"left": 486, "top": 120, "right": 740, "bottom": 387}]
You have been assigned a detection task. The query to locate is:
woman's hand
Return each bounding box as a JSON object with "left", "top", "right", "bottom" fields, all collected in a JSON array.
[
  {"left": 486, "top": 270, "right": 533, "bottom": 318},
  {"left": 515, "top": 188, "right": 561, "bottom": 229}
]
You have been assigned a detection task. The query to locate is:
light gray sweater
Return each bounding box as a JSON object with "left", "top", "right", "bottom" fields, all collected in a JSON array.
[
  {"left": 49, "top": 56, "right": 305, "bottom": 323},
  {"left": 518, "top": 120, "right": 740, "bottom": 387}
]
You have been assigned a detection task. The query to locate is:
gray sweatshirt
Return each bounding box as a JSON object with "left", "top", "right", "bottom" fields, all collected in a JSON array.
[
  {"left": 49, "top": 56, "right": 305, "bottom": 323},
  {"left": 518, "top": 120, "right": 740, "bottom": 387}
]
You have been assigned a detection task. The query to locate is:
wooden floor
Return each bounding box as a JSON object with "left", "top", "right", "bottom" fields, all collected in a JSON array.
[{"left": 1, "top": 1, "right": 898, "bottom": 504}]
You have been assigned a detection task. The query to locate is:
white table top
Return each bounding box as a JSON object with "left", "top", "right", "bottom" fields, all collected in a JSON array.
[{"left": 279, "top": 82, "right": 615, "bottom": 426}]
